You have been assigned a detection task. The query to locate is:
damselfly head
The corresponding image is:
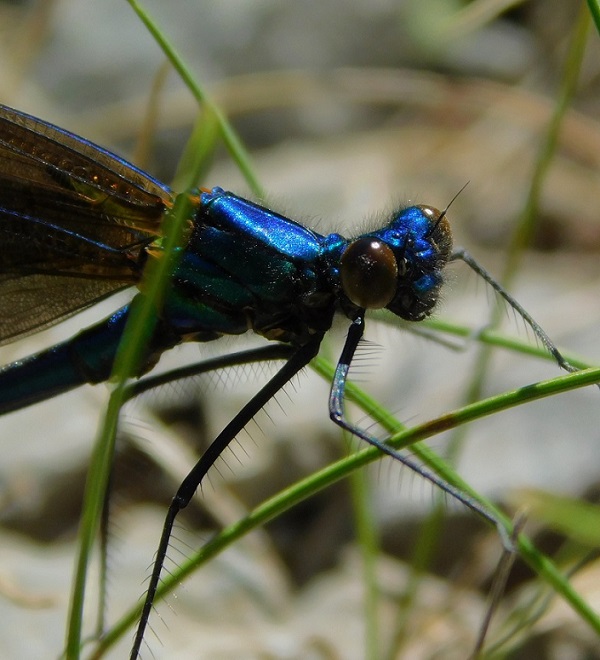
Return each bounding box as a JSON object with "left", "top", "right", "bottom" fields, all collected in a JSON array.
[{"left": 340, "top": 205, "right": 453, "bottom": 322}]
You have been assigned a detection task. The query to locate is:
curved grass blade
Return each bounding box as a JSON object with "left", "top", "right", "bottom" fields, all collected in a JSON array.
[
  {"left": 65, "top": 191, "right": 195, "bottom": 659},
  {"left": 90, "top": 363, "right": 600, "bottom": 656},
  {"left": 61, "top": 3, "right": 270, "bottom": 654},
  {"left": 397, "top": 9, "right": 595, "bottom": 651},
  {"left": 126, "top": 0, "right": 263, "bottom": 198}
]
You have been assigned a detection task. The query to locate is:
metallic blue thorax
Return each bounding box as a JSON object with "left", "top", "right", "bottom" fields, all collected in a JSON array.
[{"left": 165, "top": 188, "right": 349, "bottom": 344}]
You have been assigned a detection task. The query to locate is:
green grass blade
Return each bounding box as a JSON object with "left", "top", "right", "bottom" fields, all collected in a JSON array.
[
  {"left": 400, "top": 8, "right": 594, "bottom": 636},
  {"left": 346, "top": 437, "right": 381, "bottom": 660},
  {"left": 513, "top": 489, "right": 600, "bottom": 547},
  {"left": 587, "top": 0, "right": 600, "bottom": 36},
  {"left": 65, "top": 191, "right": 195, "bottom": 658},
  {"left": 375, "top": 313, "right": 593, "bottom": 371},
  {"left": 90, "top": 360, "right": 600, "bottom": 655},
  {"left": 66, "top": 4, "right": 267, "bottom": 655},
  {"left": 505, "top": 3, "right": 590, "bottom": 279},
  {"left": 126, "top": 0, "right": 263, "bottom": 197}
]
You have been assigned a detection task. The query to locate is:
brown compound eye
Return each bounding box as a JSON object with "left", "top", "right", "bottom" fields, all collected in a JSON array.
[
  {"left": 419, "top": 204, "right": 452, "bottom": 245},
  {"left": 340, "top": 238, "right": 398, "bottom": 309}
]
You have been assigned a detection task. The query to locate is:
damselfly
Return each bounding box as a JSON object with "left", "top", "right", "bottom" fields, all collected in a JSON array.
[{"left": 0, "top": 104, "right": 577, "bottom": 657}]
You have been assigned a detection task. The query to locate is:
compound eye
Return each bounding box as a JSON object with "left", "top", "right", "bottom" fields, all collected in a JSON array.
[
  {"left": 340, "top": 238, "right": 398, "bottom": 309},
  {"left": 419, "top": 205, "right": 441, "bottom": 219},
  {"left": 418, "top": 204, "right": 451, "bottom": 241}
]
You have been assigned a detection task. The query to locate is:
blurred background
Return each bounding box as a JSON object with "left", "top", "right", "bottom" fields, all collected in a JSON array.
[{"left": 0, "top": 1, "right": 599, "bottom": 658}]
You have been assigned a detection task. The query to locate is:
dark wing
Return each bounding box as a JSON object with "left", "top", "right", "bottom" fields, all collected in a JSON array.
[{"left": 0, "top": 104, "right": 175, "bottom": 344}]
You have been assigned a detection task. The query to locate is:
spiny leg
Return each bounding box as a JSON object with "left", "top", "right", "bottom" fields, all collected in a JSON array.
[
  {"left": 130, "top": 336, "right": 323, "bottom": 659},
  {"left": 94, "top": 345, "right": 294, "bottom": 639},
  {"left": 125, "top": 344, "right": 296, "bottom": 403},
  {"left": 329, "top": 313, "right": 513, "bottom": 550},
  {"left": 451, "top": 248, "right": 576, "bottom": 374}
]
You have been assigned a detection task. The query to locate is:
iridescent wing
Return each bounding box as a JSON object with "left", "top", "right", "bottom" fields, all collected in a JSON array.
[{"left": 0, "top": 104, "right": 175, "bottom": 344}]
